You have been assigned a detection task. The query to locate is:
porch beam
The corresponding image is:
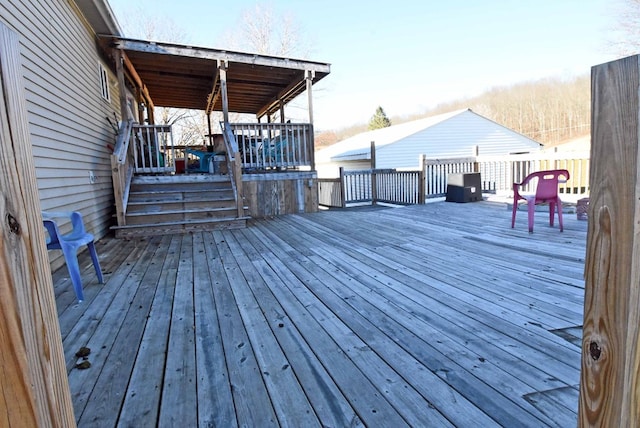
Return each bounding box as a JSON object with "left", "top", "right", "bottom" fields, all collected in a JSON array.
[
  {"left": 579, "top": 54, "right": 640, "bottom": 426},
  {"left": 113, "top": 38, "right": 331, "bottom": 73},
  {"left": 121, "top": 50, "right": 154, "bottom": 112},
  {"left": 205, "top": 68, "right": 220, "bottom": 115}
]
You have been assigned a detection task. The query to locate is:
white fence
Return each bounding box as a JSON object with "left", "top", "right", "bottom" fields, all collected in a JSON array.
[{"left": 422, "top": 152, "right": 590, "bottom": 198}]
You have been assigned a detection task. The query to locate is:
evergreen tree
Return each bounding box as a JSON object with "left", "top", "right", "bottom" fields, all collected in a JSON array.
[{"left": 368, "top": 106, "right": 392, "bottom": 130}]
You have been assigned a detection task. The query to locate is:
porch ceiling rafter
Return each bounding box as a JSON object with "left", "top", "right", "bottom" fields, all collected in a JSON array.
[
  {"left": 258, "top": 77, "right": 308, "bottom": 119},
  {"left": 99, "top": 35, "right": 330, "bottom": 116}
]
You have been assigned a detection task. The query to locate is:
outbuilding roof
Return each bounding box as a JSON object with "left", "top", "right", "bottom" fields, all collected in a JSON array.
[{"left": 317, "top": 109, "right": 541, "bottom": 163}]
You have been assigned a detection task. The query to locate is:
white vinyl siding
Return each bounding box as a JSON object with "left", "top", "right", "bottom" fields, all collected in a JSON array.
[
  {"left": 376, "top": 111, "right": 541, "bottom": 169},
  {"left": 317, "top": 110, "right": 542, "bottom": 174},
  {"left": 1, "top": 0, "right": 122, "bottom": 270}
]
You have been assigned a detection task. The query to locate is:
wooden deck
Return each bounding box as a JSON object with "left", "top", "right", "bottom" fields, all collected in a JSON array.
[{"left": 53, "top": 201, "right": 587, "bottom": 427}]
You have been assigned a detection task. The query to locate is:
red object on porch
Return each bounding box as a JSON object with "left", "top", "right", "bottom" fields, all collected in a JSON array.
[
  {"left": 511, "top": 169, "right": 570, "bottom": 233},
  {"left": 175, "top": 158, "right": 185, "bottom": 174}
]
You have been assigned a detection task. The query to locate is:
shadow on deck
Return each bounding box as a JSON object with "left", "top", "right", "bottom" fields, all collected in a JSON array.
[{"left": 53, "top": 201, "right": 588, "bottom": 427}]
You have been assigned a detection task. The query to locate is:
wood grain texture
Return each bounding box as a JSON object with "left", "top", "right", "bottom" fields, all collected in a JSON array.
[
  {"left": 56, "top": 201, "right": 588, "bottom": 426},
  {"left": 0, "top": 23, "right": 75, "bottom": 427},
  {"left": 579, "top": 55, "right": 640, "bottom": 427},
  {"left": 244, "top": 174, "right": 318, "bottom": 218}
]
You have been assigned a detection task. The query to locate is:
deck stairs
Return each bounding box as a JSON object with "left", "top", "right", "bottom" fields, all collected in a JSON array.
[{"left": 112, "top": 174, "right": 248, "bottom": 239}]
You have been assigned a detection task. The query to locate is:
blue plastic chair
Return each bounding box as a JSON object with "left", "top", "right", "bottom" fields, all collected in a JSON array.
[
  {"left": 261, "top": 136, "right": 288, "bottom": 164},
  {"left": 42, "top": 211, "right": 104, "bottom": 302},
  {"left": 185, "top": 148, "right": 217, "bottom": 172}
]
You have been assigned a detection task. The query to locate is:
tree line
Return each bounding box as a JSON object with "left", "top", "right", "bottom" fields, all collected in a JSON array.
[{"left": 319, "top": 75, "right": 590, "bottom": 148}]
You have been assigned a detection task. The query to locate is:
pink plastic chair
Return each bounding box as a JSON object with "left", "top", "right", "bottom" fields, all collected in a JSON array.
[{"left": 511, "top": 169, "right": 570, "bottom": 233}]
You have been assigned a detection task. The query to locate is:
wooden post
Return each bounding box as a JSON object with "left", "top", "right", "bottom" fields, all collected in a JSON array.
[
  {"left": 279, "top": 99, "right": 285, "bottom": 123},
  {"left": 0, "top": 23, "right": 75, "bottom": 426},
  {"left": 370, "top": 141, "right": 377, "bottom": 205},
  {"left": 234, "top": 156, "right": 244, "bottom": 218},
  {"left": 418, "top": 154, "right": 426, "bottom": 204},
  {"left": 207, "top": 113, "right": 213, "bottom": 148},
  {"left": 218, "top": 60, "right": 229, "bottom": 124},
  {"left": 579, "top": 55, "right": 640, "bottom": 427},
  {"left": 306, "top": 70, "right": 314, "bottom": 124},
  {"left": 339, "top": 167, "right": 346, "bottom": 208},
  {"left": 472, "top": 145, "right": 480, "bottom": 172},
  {"left": 309, "top": 123, "right": 316, "bottom": 171},
  {"left": 115, "top": 48, "right": 128, "bottom": 120}
]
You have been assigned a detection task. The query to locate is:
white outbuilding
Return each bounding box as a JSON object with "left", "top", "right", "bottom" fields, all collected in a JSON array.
[{"left": 316, "top": 108, "right": 542, "bottom": 177}]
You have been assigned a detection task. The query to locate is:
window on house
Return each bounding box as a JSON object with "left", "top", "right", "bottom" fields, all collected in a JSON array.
[{"left": 98, "top": 63, "right": 110, "bottom": 102}]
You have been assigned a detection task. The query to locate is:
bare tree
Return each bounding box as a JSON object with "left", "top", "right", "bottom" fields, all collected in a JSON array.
[
  {"left": 327, "top": 76, "right": 590, "bottom": 146},
  {"left": 214, "top": 3, "right": 317, "bottom": 125},
  {"left": 116, "top": 6, "right": 206, "bottom": 144},
  {"left": 609, "top": 0, "right": 640, "bottom": 56},
  {"left": 219, "top": 3, "right": 313, "bottom": 59}
]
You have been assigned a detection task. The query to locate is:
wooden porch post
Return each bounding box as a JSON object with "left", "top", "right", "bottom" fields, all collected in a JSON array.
[
  {"left": 218, "top": 60, "right": 230, "bottom": 124},
  {"left": 207, "top": 113, "right": 213, "bottom": 148},
  {"left": 418, "top": 154, "right": 426, "bottom": 204},
  {"left": 0, "top": 23, "right": 75, "bottom": 427},
  {"left": 306, "top": 70, "right": 314, "bottom": 124},
  {"left": 114, "top": 48, "right": 129, "bottom": 120},
  {"left": 370, "top": 141, "right": 377, "bottom": 205},
  {"left": 472, "top": 145, "right": 480, "bottom": 172},
  {"left": 279, "top": 100, "right": 285, "bottom": 123},
  {"left": 339, "top": 167, "right": 346, "bottom": 208},
  {"left": 579, "top": 55, "right": 640, "bottom": 427}
]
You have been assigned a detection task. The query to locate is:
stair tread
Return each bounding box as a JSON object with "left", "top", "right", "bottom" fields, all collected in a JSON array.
[
  {"left": 126, "top": 207, "right": 236, "bottom": 217},
  {"left": 127, "top": 197, "right": 235, "bottom": 205},
  {"left": 112, "top": 216, "right": 250, "bottom": 229},
  {"left": 129, "top": 188, "right": 232, "bottom": 194}
]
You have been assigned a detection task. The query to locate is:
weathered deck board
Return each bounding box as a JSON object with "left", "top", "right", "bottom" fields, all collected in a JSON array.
[
  {"left": 240, "top": 226, "right": 459, "bottom": 427},
  {"left": 265, "top": 214, "right": 564, "bottom": 426},
  {"left": 118, "top": 235, "right": 180, "bottom": 426},
  {"left": 54, "top": 201, "right": 587, "bottom": 427}
]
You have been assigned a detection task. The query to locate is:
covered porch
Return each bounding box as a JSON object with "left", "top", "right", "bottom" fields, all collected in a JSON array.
[
  {"left": 101, "top": 36, "right": 331, "bottom": 235},
  {"left": 57, "top": 201, "right": 586, "bottom": 426}
]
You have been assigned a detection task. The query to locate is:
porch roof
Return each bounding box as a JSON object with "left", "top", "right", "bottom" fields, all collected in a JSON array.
[{"left": 98, "top": 36, "right": 331, "bottom": 117}]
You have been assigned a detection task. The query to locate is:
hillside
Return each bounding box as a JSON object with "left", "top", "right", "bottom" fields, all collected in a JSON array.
[{"left": 317, "top": 75, "right": 590, "bottom": 149}]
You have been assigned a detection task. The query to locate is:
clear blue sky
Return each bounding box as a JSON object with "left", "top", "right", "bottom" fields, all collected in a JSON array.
[{"left": 107, "top": 0, "right": 619, "bottom": 131}]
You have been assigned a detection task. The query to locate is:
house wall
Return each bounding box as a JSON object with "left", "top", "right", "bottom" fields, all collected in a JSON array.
[
  {"left": 316, "top": 160, "right": 371, "bottom": 178},
  {"left": 375, "top": 110, "right": 541, "bottom": 169},
  {"left": 1, "top": 0, "right": 120, "bottom": 270}
]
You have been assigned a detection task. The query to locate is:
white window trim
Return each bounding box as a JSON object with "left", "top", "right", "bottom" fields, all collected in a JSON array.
[{"left": 98, "top": 63, "right": 110, "bottom": 102}]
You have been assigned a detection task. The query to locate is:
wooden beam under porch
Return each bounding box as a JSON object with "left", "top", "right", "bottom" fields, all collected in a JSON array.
[{"left": 54, "top": 201, "right": 587, "bottom": 427}]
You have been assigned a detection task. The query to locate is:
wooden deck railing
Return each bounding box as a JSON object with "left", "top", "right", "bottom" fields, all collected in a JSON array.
[
  {"left": 319, "top": 167, "right": 425, "bottom": 207},
  {"left": 318, "top": 178, "right": 344, "bottom": 208},
  {"left": 110, "top": 122, "right": 178, "bottom": 226},
  {"left": 421, "top": 156, "right": 477, "bottom": 198},
  {"left": 221, "top": 122, "right": 245, "bottom": 218},
  {"left": 132, "top": 124, "right": 176, "bottom": 174},
  {"left": 228, "top": 122, "right": 314, "bottom": 171},
  {"left": 110, "top": 120, "right": 135, "bottom": 226},
  {"left": 320, "top": 152, "right": 590, "bottom": 207}
]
